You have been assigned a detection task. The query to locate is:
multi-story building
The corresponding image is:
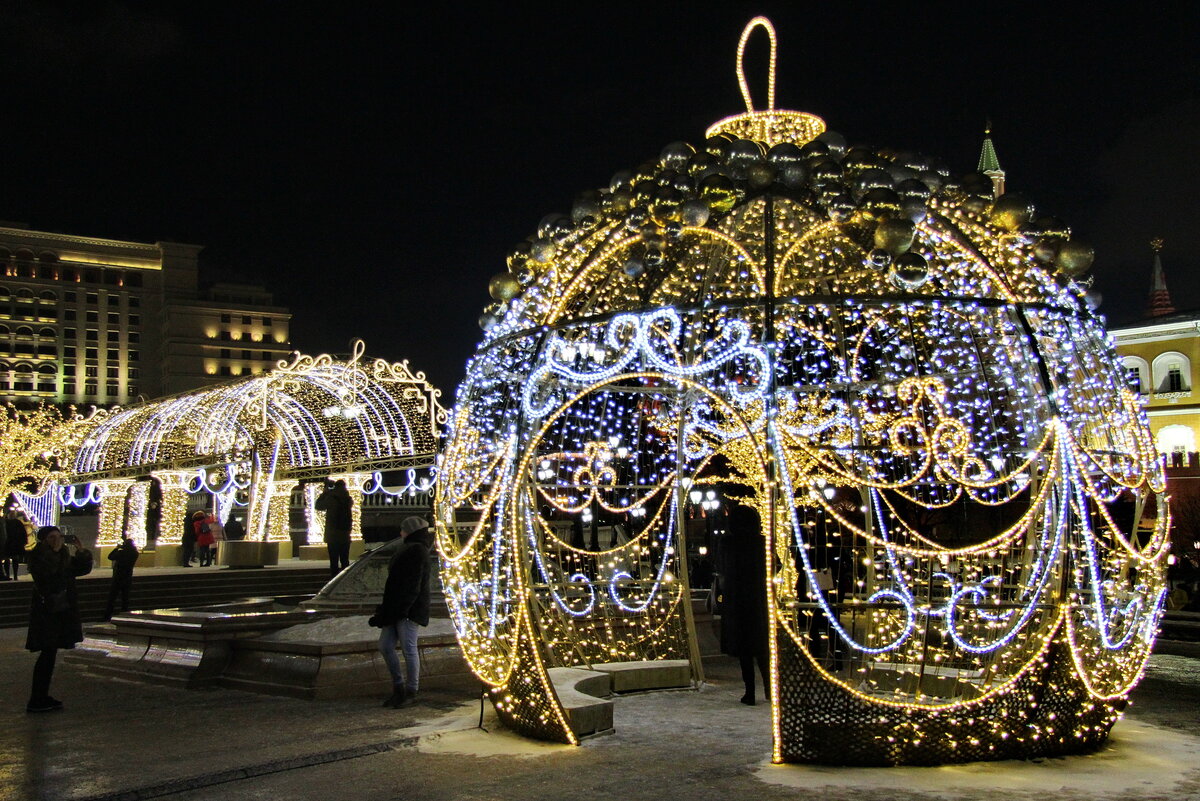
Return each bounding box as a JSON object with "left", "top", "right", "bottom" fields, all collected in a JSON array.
[
  {"left": 0, "top": 222, "right": 291, "bottom": 406},
  {"left": 1111, "top": 242, "right": 1198, "bottom": 463}
]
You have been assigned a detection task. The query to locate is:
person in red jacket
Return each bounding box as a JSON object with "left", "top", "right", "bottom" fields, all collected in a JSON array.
[{"left": 195, "top": 512, "right": 216, "bottom": 567}]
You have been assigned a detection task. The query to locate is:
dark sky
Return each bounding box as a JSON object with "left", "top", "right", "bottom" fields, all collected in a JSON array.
[{"left": 3, "top": 3, "right": 1198, "bottom": 397}]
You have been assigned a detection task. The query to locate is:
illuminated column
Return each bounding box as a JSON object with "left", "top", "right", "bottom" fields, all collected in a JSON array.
[
  {"left": 264, "top": 481, "right": 296, "bottom": 542},
  {"left": 303, "top": 482, "right": 325, "bottom": 544},
  {"left": 330, "top": 472, "right": 371, "bottom": 539},
  {"left": 124, "top": 481, "right": 150, "bottom": 549},
  {"left": 93, "top": 478, "right": 135, "bottom": 548},
  {"left": 151, "top": 469, "right": 195, "bottom": 546}
]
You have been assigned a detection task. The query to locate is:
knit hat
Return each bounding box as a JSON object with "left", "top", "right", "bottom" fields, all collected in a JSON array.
[{"left": 400, "top": 516, "right": 430, "bottom": 535}]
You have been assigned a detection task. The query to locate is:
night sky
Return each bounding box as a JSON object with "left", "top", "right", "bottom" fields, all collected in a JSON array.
[{"left": 3, "top": 3, "right": 1198, "bottom": 397}]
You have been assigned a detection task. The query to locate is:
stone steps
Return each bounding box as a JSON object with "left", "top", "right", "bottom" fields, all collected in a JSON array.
[{"left": 0, "top": 566, "right": 333, "bottom": 628}]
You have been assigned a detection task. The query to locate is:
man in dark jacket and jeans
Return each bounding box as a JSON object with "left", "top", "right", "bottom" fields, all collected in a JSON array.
[{"left": 373, "top": 516, "right": 432, "bottom": 708}]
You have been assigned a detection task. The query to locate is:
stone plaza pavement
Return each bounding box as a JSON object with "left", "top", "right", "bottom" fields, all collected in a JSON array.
[{"left": 0, "top": 625, "right": 1198, "bottom": 801}]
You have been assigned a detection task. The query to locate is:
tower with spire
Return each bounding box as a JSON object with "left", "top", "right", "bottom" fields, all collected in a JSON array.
[
  {"left": 1146, "top": 238, "right": 1176, "bottom": 317},
  {"left": 978, "top": 122, "right": 1005, "bottom": 199}
]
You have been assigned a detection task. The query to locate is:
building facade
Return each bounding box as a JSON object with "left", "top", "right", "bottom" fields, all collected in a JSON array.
[
  {"left": 0, "top": 223, "right": 291, "bottom": 406},
  {"left": 1113, "top": 312, "right": 1200, "bottom": 463},
  {"left": 1111, "top": 244, "right": 1197, "bottom": 463}
]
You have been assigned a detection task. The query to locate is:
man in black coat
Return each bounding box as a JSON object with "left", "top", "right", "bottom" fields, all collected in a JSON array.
[
  {"left": 315, "top": 479, "right": 354, "bottom": 578},
  {"left": 103, "top": 534, "right": 139, "bottom": 620},
  {"left": 371, "top": 516, "right": 433, "bottom": 708},
  {"left": 716, "top": 503, "right": 770, "bottom": 705}
]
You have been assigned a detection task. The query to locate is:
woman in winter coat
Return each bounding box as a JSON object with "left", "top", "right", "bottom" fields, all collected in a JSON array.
[{"left": 26, "top": 526, "right": 92, "bottom": 712}]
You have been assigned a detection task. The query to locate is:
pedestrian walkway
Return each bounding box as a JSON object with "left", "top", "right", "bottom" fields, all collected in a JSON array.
[{"left": 1, "top": 624, "right": 1198, "bottom": 801}]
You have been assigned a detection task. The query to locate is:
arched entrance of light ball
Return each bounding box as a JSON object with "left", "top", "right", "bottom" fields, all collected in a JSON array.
[{"left": 512, "top": 371, "right": 775, "bottom": 680}]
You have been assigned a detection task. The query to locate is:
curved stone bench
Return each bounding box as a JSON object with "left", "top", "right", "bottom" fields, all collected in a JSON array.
[
  {"left": 544, "top": 659, "right": 692, "bottom": 740},
  {"left": 546, "top": 667, "right": 614, "bottom": 739},
  {"left": 590, "top": 659, "right": 691, "bottom": 693}
]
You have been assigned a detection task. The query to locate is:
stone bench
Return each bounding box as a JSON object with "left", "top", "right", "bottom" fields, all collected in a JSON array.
[
  {"left": 217, "top": 540, "right": 281, "bottom": 567},
  {"left": 545, "top": 667, "right": 615, "bottom": 739},
  {"left": 543, "top": 659, "right": 694, "bottom": 740},
  {"left": 296, "top": 541, "right": 369, "bottom": 561},
  {"left": 590, "top": 659, "right": 691, "bottom": 693}
]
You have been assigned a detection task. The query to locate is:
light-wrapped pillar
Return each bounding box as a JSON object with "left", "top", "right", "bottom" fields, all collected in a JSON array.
[
  {"left": 151, "top": 469, "right": 195, "bottom": 545},
  {"left": 124, "top": 481, "right": 150, "bottom": 548},
  {"left": 303, "top": 482, "right": 325, "bottom": 544},
  {"left": 265, "top": 481, "right": 297, "bottom": 543},
  {"left": 93, "top": 478, "right": 135, "bottom": 548}
]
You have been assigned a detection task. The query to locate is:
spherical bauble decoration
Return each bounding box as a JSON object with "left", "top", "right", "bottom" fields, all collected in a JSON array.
[
  {"left": 856, "top": 168, "right": 894, "bottom": 193},
  {"left": 767, "top": 141, "right": 804, "bottom": 167},
  {"left": 1036, "top": 215, "right": 1071, "bottom": 239},
  {"left": 874, "top": 218, "right": 915, "bottom": 254},
  {"left": 860, "top": 187, "right": 902, "bottom": 220},
  {"left": 700, "top": 174, "right": 738, "bottom": 213},
  {"left": 727, "top": 138, "right": 764, "bottom": 165},
  {"left": 449, "top": 17, "right": 1164, "bottom": 771},
  {"left": 680, "top": 199, "right": 711, "bottom": 227},
  {"left": 747, "top": 162, "right": 776, "bottom": 189},
  {"left": 513, "top": 263, "right": 536, "bottom": 286},
  {"left": 531, "top": 238, "right": 556, "bottom": 263},
  {"left": 815, "top": 129, "right": 847, "bottom": 156},
  {"left": 1085, "top": 288, "right": 1103, "bottom": 311},
  {"left": 572, "top": 191, "right": 602, "bottom": 224},
  {"left": 989, "top": 194, "right": 1035, "bottom": 231},
  {"left": 1056, "top": 240, "right": 1095, "bottom": 276},
  {"left": 889, "top": 251, "right": 929, "bottom": 289},
  {"left": 896, "top": 178, "right": 932, "bottom": 201},
  {"left": 866, "top": 248, "right": 893, "bottom": 270},
  {"left": 507, "top": 242, "right": 532, "bottom": 272},
  {"left": 659, "top": 140, "right": 695, "bottom": 169},
  {"left": 488, "top": 272, "right": 520, "bottom": 301},
  {"left": 1033, "top": 238, "right": 1060, "bottom": 263},
  {"left": 961, "top": 172, "right": 994, "bottom": 197}
]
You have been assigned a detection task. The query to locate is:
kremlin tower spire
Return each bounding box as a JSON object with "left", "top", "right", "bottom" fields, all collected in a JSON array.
[
  {"left": 978, "top": 121, "right": 1005, "bottom": 199},
  {"left": 1146, "top": 238, "right": 1176, "bottom": 317}
]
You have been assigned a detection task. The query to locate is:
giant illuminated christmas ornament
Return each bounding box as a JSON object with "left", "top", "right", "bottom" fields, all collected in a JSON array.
[{"left": 436, "top": 17, "right": 1168, "bottom": 765}]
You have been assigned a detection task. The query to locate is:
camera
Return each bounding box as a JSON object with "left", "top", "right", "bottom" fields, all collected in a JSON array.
[{"left": 63, "top": 533, "right": 79, "bottom": 545}]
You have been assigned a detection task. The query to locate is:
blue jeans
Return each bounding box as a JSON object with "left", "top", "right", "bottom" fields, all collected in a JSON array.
[{"left": 378, "top": 619, "right": 420, "bottom": 693}]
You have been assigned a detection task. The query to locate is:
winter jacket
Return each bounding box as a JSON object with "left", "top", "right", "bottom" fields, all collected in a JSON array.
[
  {"left": 315, "top": 485, "right": 353, "bottom": 538},
  {"left": 374, "top": 530, "right": 432, "bottom": 627},
  {"left": 716, "top": 507, "right": 769, "bottom": 659},
  {"left": 196, "top": 518, "right": 215, "bottom": 548},
  {"left": 107, "top": 540, "right": 140, "bottom": 576},
  {"left": 26, "top": 542, "right": 93, "bottom": 652}
]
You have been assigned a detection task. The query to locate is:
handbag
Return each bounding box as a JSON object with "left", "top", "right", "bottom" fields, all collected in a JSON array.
[{"left": 37, "top": 590, "right": 69, "bottom": 613}]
